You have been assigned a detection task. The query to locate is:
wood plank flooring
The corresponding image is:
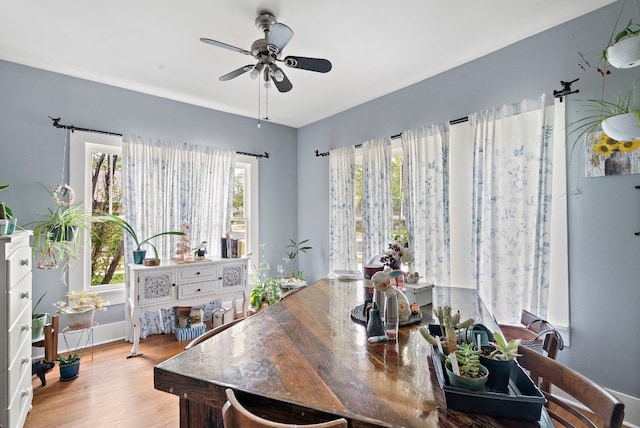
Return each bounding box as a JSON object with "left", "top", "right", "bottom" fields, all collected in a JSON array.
[{"left": 25, "top": 334, "right": 185, "bottom": 428}]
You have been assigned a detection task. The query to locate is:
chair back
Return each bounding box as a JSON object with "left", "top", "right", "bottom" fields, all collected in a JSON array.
[
  {"left": 500, "top": 309, "right": 564, "bottom": 360},
  {"left": 222, "top": 389, "right": 348, "bottom": 428},
  {"left": 184, "top": 317, "right": 245, "bottom": 350},
  {"left": 517, "top": 345, "right": 625, "bottom": 428}
]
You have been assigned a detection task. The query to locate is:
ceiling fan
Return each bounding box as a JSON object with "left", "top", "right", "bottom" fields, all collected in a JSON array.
[{"left": 200, "top": 11, "right": 332, "bottom": 93}]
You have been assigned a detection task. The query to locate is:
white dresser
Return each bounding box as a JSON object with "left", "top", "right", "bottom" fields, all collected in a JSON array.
[
  {"left": 127, "top": 258, "right": 248, "bottom": 357},
  {"left": 0, "top": 231, "right": 33, "bottom": 428}
]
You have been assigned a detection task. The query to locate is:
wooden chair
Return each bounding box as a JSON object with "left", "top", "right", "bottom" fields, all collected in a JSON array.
[
  {"left": 184, "top": 317, "right": 245, "bottom": 350},
  {"left": 517, "top": 345, "right": 625, "bottom": 428},
  {"left": 499, "top": 309, "right": 564, "bottom": 359},
  {"left": 222, "top": 389, "right": 348, "bottom": 428},
  {"left": 32, "top": 314, "right": 59, "bottom": 361}
]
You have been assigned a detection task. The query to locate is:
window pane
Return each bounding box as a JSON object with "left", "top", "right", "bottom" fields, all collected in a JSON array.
[
  {"left": 90, "top": 152, "right": 125, "bottom": 285},
  {"left": 233, "top": 168, "right": 245, "bottom": 218}
]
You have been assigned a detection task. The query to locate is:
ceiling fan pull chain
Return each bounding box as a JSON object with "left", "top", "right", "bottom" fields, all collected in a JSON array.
[{"left": 257, "top": 75, "right": 261, "bottom": 128}]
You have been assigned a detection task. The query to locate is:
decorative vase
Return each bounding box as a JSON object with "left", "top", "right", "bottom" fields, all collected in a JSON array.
[
  {"left": 64, "top": 307, "right": 95, "bottom": 330},
  {"left": 59, "top": 359, "right": 80, "bottom": 381},
  {"left": 6, "top": 217, "right": 16, "bottom": 234},
  {"left": 602, "top": 112, "right": 640, "bottom": 142},
  {"left": 606, "top": 35, "right": 640, "bottom": 68},
  {"left": 604, "top": 150, "right": 631, "bottom": 176},
  {"left": 50, "top": 225, "right": 77, "bottom": 242},
  {"left": 133, "top": 249, "right": 146, "bottom": 264},
  {"left": 0, "top": 219, "right": 8, "bottom": 235},
  {"left": 445, "top": 363, "right": 489, "bottom": 391},
  {"left": 366, "top": 306, "right": 385, "bottom": 337}
]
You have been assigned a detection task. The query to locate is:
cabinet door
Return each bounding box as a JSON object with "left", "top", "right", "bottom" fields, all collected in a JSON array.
[
  {"left": 219, "top": 261, "right": 246, "bottom": 294},
  {"left": 135, "top": 269, "right": 177, "bottom": 306}
]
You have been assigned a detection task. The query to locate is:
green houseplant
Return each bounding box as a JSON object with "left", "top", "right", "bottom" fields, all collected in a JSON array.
[
  {"left": 444, "top": 342, "right": 489, "bottom": 391},
  {"left": 27, "top": 198, "right": 92, "bottom": 274},
  {"left": 419, "top": 305, "right": 474, "bottom": 357},
  {"left": 57, "top": 353, "right": 81, "bottom": 381},
  {"left": 32, "top": 292, "right": 50, "bottom": 340},
  {"left": 277, "top": 238, "right": 312, "bottom": 291},
  {"left": 94, "top": 213, "right": 184, "bottom": 264},
  {"left": 604, "top": 19, "right": 640, "bottom": 68},
  {"left": 0, "top": 184, "right": 15, "bottom": 234},
  {"left": 480, "top": 331, "right": 521, "bottom": 391},
  {"left": 248, "top": 246, "right": 281, "bottom": 313}
]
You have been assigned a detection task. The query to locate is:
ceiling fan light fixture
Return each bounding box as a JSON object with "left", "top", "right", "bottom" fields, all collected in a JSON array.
[
  {"left": 250, "top": 63, "right": 264, "bottom": 80},
  {"left": 269, "top": 64, "right": 285, "bottom": 82}
]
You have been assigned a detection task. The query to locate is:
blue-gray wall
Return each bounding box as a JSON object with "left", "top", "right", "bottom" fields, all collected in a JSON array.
[
  {"left": 1, "top": 0, "right": 638, "bottom": 400},
  {"left": 0, "top": 59, "right": 298, "bottom": 327},
  {"left": 297, "top": 0, "right": 639, "bottom": 398}
]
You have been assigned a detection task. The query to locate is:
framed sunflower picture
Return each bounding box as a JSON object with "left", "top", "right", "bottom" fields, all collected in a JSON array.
[{"left": 585, "top": 132, "right": 640, "bottom": 177}]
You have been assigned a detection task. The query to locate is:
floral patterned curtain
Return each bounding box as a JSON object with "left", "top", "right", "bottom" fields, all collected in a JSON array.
[
  {"left": 470, "top": 94, "right": 560, "bottom": 324},
  {"left": 361, "top": 138, "right": 393, "bottom": 266},
  {"left": 329, "top": 146, "right": 357, "bottom": 272},
  {"left": 401, "top": 124, "right": 451, "bottom": 285},
  {"left": 123, "top": 135, "right": 235, "bottom": 336}
]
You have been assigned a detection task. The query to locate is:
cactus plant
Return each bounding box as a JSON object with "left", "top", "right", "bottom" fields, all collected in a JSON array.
[
  {"left": 447, "top": 342, "right": 484, "bottom": 378},
  {"left": 419, "top": 305, "right": 474, "bottom": 355}
]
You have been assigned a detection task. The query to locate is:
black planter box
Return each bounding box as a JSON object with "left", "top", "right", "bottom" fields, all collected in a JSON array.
[{"left": 432, "top": 352, "right": 546, "bottom": 422}]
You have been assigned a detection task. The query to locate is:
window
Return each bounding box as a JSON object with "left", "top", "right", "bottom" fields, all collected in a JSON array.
[
  {"left": 70, "top": 133, "right": 258, "bottom": 306},
  {"left": 355, "top": 140, "right": 405, "bottom": 270}
]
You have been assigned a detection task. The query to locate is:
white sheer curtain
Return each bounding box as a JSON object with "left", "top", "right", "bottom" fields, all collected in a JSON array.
[
  {"left": 123, "top": 135, "right": 235, "bottom": 262},
  {"left": 329, "top": 146, "right": 357, "bottom": 272},
  {"left": 401, "top": 124, "right": 451, "bottom": 285},
  {"left": 361, "top": 138, "right": 393, "bottom": 266},
  {"left": 469, "top": 94, "right": 564, "bottom": 324}
]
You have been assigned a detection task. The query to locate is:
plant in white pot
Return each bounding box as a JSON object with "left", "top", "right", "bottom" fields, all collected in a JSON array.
[
  {"left": 605, "top": 19, "right": 640, "bottom": 69},
  {"left": 53, "top": 291, "right": 108, "bottom": 330}
]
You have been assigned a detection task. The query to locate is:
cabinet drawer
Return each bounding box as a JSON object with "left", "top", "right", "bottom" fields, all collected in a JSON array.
[
  {"left": 178, "top": 265, "right": 218, "bottom": 283},
  {"left": 7, "top": 245, "right": 32, "bottom": 289},
  {"left": 8, "top": 272, "right": 31, "bottom": 323},
  {"left": 179, "top": 282, "right": 216, "bottom": 298},
  {"left": 219, "top": 262, "right": 247, "bottom": 294},
  {"left": 7, "top": 364, "right": 32, "bottom": 428},
  {"left": 8, "top": 306, "right": 31, "bottom": 357},
  {"left": 8, "top": 338, "right": 31, "bottom": 400}
]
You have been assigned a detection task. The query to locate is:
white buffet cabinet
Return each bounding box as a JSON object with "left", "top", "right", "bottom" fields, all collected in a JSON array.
[
  {"left": 1, "top": 231, "right": 33, "bottom": 428},
  {"left": 127, "top": 258, "right": 247, "bottom": 357}
]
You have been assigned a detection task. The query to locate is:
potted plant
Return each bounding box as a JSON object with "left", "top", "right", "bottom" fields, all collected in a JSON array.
[
  {"left": 277, "top": 238, "right": 312, "bottom": 292},
  {"left": 605, "top": 19, "right": 640, "bottom": 69},
  {"left": 248, "top": 246, "right": 281, "bottom": 313},
  {"left": 480, "top": 331, "right": 521, "bottom": 392},
  {"left": 419, "top": 305, "right": 474, "bottom": 360},
  {"left": 0, "top": 184, "right": 15, "bottom": 235},
  {"left": 53, "top": 291, "right": 108, "bottom": 330},
  {"left": 444, "top": 342, "right": 489, "bottom": 391},
  {"left": 94, "top": 213, "right": 184, "bottom": 264},
  {"left": 57, "top": 353, "right": 80, "bottom": 381},
  {"left": 32, "top": 292, "right": 50, "bottom": 340}
]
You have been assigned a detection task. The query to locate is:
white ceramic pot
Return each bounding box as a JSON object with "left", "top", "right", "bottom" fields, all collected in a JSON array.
[
  {"left": 607, "top": 35, "right": 640, "bottom": 69},
  {"left": 0, "top": 219, "right": 8, "bottom": 235},
  {"left": 602, "top": 112, "right": 640, "bottom": 142}
]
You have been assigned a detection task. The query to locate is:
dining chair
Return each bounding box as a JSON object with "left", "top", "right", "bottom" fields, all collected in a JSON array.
[
  {"left": 222, "top": 389, "right": 348, "bottom": 428},
  {"left": 517, "top": 345, "right": 625, "bottom": 428},
  {"left": 499, "top": 309, "right": 564, "bottom": 359},
  {"left": 184, "top": 316, "right": 245, "bottom": 350}
]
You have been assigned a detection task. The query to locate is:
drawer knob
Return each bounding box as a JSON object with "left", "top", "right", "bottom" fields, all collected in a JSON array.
[
  {"left": 22, "top": 357, "right": 29, "bottom": 364},
  {"left": 20, "top": 259, "right": 29, "bottom": 266},
  {"left": 21, "top": 291, "right": 30, "bottom": 299},
  {"left": 196, "top": 271, "right": 200, "bottom": 275},
  {"left": 197, "top": 288, "right": 201, "bottom": 292},
  {"left": 21, "top": 324, "right": 30, "bottom": 331},
  {"left": 21, "top": 388, "right": 30, "bottom": 397}
]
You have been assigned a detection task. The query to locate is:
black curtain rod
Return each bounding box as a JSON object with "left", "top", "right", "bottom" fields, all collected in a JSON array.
[
  {"left": 50, "top": 116, "right": 270, "bottom": 159},
  {"left": 314, "top": 116, "right": 469, "bottom": 157}
]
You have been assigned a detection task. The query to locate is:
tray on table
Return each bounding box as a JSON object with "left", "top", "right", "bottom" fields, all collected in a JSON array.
[
  {"left": 350, "top": 304, "right": 423, "bottom": 326},
  {"left": 432, "top": 351, "right": 546, "bottom": 421}
]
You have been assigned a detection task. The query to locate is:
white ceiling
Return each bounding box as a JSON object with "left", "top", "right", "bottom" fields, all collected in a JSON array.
[{"left": 1, "top": 1, "right": 615, "bottom": 128}]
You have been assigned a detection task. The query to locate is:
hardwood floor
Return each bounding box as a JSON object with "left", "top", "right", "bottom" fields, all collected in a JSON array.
[{"left": 25, "top": 334, "right": 185, "bottom": 428}]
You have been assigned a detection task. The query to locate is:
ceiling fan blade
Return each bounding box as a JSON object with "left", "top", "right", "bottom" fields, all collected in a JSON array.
[
  {"left": 271, "top": 71, "right": 293, "bottom": 93},
  {"left": 200, "top": 38, "right": 252, "bottom": 56},
  {"left": 219, "top": 64, "right": 254, "bottom": 81},
  {"left": 283, "top": 56, "right": 332, "bottom": 73},
  {"left": 266, "top": 23, "right": 294, "bottom": 54}
]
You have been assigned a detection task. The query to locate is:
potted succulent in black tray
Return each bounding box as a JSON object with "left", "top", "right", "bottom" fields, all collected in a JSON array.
[
  {"left": 419, "top": 305, "right": 474, "bottom": 363},
  {"left": 480, "top": 331, "right": 521, "bottom": 392},
  {"left": 445, "top": 342, "right": 489, "bottom": 391},
  {"left": 57, "top": 353, "right": 80, "bottom": 381},
  {"left": 94, "top": 214, "right": 184, "bottom": 264}
]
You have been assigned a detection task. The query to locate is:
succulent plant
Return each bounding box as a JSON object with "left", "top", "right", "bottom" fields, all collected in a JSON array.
[
  {"left": 488, "top": 331, "right": 521, "bottom": 361},
  {"left": 447, "top": 342, "right": 484, "bottom": 377},
  {"left": 419, "top": 305, "right": 474, "bottom": 355}
]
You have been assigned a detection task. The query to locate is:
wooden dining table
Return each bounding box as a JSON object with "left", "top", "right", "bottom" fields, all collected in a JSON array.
[{"left": 154, "top": 279, "right": 552, "bottom": 427}]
